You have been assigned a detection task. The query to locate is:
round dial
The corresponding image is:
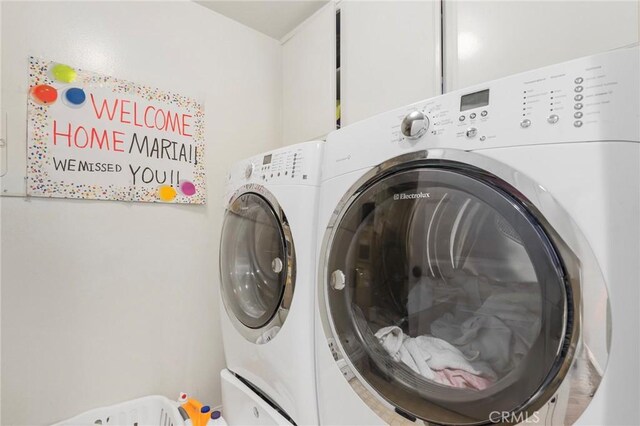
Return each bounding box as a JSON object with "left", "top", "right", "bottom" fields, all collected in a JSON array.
[
  {"left": 401, "top": 110, "right": 430, "bottom": 140},
  {"left": 244, "top": 163, "right": 254, "bottom": 179}
]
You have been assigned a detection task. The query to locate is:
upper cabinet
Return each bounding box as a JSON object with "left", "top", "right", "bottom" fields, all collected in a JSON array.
[
  {"left": 340, "top": 0, "right": 442, "bottom": 126},
  {"left": 282, "top": 3, "right": 337, "bottom": 146},
  {"left": 444, "top": 1, "right": 640, "bottom": 91},
  {"left": 281, "top": 0, "right": 442, "bottom": 145}
]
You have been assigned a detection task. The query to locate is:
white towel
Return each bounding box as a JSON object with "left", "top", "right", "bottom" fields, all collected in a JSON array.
[
  {"left": 431, "top": 282, "right": 541, "bottom": 374},
  {"left": 403, "top": 337, "right": 436, "bottom": 380},
  {"left": 375, "top": 326, "right": 421, "bottom": 373},
  {"left": 433, "top": 314, "right": 513, "bottom": 373},
  {"left": 374, "top": 326, "right": 482, "bottom": 381}
]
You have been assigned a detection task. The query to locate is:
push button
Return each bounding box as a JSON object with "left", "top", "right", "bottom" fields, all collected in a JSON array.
[
  {"left": 466, "top": 127, "right": 477, "bottom": 138},
  {"left": 574, "top": 86, "right": 584, "bottom": 93},
  {"left": 574, "top": 120, "right": 583, "bottom": 127},
  {"left": 574, "top": 112, "right": 583, "bottom": 119},
  {"left": 520, "top": 119, "right": 531, "bottom": 128},
  {"left": 574, "top": 94, "right": 583, "bottom": 101},
  {"left": 481, "top": 110, "right": 488, "bottom": 117},
  {"left": 470, "top": 113, "right": 476, "bottom": 119},
  {"left": 574, "top": 103, "right": 583, "bottom": 110},
  {"left": 574, "top": 77, "right": 584, "bottom": 84},
  {"left": 547, "top": 114, "right": 559, "bottom": 124}
]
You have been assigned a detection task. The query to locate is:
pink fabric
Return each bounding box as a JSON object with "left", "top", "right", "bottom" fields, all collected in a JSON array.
[{"left": 434, "top": 369, "right": 492, "bottom": 390}]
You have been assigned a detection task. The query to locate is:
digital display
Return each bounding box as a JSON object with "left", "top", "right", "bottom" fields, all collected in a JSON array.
[
  {"left": 262, "top": 154, "right": 272, "bottom": 165},
  {"left": 460, "top": 89, "right": 490, "bottom": 112}
]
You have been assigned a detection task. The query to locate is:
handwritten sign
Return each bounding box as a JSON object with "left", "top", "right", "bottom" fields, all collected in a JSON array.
[{"left": 27, "top": 57, "right": 206, "bottom": 203}]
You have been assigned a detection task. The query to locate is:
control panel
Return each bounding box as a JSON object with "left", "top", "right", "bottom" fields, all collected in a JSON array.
[
  {"left": 323, "top": 46, "right": 639, "bottom": 179},
  {"left": 392, "top": 46, "right": 638, "bottom": 147},
  {"left": 226, "top": 140, "right": 322, "bottom": 188},
  {"left": 255, "top": 147, "right": 307, "bottom": 182}
]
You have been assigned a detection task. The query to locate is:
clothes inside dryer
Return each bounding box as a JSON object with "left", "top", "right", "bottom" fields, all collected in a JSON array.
[{"left": 326, "top": 165, "right": 570, "bottom": 423}]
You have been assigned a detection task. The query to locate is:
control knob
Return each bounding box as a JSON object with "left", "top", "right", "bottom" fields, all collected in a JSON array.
[
  {"left": 244, "top": 163, "right": 254, "bottom": 179},
  {"left": 401, "top": 111, "right": 429, "bottom": 140},
  {"left": 466, "top": 127, "right": 477, "bottom": 138}
]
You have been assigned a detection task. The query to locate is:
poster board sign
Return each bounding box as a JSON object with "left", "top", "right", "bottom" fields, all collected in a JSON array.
[{"left": 27, "top": 57, "right": 206, "bottom": 203}]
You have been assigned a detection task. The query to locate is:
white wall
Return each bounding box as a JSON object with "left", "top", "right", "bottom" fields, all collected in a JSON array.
[{"left": 0, "top": 2, "right": 282, "bottom": 425}]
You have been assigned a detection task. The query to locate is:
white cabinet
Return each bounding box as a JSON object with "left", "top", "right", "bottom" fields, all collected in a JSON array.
[
  {"left": 281, "top": 1, "right": 441, "bottom": 140},
  {"left": 340, "top": 0, "right": 442, "bottom": 126},
  {"left": 444, "top": 1, "right": 640, "bottom": 91},
  {"left": 282, "top": 3, "right": 336, "bottom": 146}
]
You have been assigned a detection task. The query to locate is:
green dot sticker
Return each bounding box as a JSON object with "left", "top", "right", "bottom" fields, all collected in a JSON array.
[{"left": 51, "top": 63, "right": 77, "bottom": 83}]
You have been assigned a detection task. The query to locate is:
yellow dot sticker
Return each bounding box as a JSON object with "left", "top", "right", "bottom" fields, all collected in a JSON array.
[
  {"left": 51, "top": 63, "right": 77, "bottom": 83},
  {"left": 158, "top": 185, "right": 177, "bottom": 202}
]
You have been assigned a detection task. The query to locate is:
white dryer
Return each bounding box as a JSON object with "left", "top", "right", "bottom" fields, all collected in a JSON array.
[
  {"left": 315, "top": 47, "right": 639, "bottom": 425},
  {"left": 220, "top": 140, "right": 323, "bottom": 425}
]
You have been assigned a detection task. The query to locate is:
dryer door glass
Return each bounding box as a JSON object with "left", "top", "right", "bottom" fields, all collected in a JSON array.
[
  {"left": 221, "top": 193, "right": 287, "bottom": 330},
  {"left": 325, "top": 166, "right": 570, "bottom": 424}
]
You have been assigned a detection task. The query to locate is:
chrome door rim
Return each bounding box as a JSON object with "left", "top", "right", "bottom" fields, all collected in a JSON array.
[
  {"left": 220, "top": 183, "right": 296, "bottom": 343},
  {"left": 318, "top": 149, "right": 608, "bottom": 425}
]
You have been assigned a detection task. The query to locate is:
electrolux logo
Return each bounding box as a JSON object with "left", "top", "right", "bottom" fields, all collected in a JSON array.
[{"left": 393, "top": 192, "right": 431, "bottom": 201}]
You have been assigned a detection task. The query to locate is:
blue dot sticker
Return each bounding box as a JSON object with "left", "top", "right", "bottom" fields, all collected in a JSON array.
[{"left": 62, "top": 87, "right": 86, "bottom": 108}]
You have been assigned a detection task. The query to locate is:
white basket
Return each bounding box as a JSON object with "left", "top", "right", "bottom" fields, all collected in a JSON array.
[{"left": 52, "top": 395, "right": 184, "bottom": 426}]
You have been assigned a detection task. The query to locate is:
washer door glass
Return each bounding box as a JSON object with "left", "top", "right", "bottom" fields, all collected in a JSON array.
[
  {"left": 326, "top": 166, "right": 570, "bottom": 424},
  {"left": 221, "top": 193, "right": 287, "bottom": 329}
]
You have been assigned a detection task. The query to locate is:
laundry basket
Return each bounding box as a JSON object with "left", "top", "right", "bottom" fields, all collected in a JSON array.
[{"left": 52, "top": 395, "right": 184, "bottom": 426}]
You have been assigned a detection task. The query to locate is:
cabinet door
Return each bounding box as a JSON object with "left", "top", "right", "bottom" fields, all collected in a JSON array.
[
  {"left": 282, "top": 2, "right": 336, "bottom": 146},
  {"left": 340, "top": 0, "right": 442, "bottom": 126},
  {"left": 444, "top": 1, "right": 639, "bottom": 91}
]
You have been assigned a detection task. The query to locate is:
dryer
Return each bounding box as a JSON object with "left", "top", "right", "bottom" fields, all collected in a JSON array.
[
  {"left": 315, "top": 46, "right": 639, "bottom": 425},
  {"left": 220, "top": 140, "right": 323, "bottom": 425}
]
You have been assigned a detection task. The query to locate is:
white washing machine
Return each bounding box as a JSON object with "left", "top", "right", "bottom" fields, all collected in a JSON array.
[
  {"left": 220, "top": 140, "right": 323, "bottom": 425},
  {"left": 315, "top": 46, "right": 639, "bottom": 425}
]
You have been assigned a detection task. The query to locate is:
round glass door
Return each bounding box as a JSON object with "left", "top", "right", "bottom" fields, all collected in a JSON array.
[
  {"left": 221, "top": 192, "right": 290, "bottom": 332},
  {"left": 325, "top": 164, "right": 573, "bottom": 424}
]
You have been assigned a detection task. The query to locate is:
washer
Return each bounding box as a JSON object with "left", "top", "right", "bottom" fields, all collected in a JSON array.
[
  {"left": 220, "top": 140, "right": 323, "bottom": 425},
  {"left": 315, "top": 46, "right": 638, "bottom": 425}
]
